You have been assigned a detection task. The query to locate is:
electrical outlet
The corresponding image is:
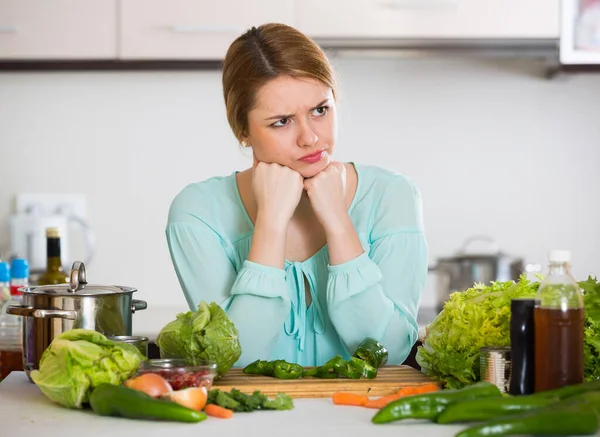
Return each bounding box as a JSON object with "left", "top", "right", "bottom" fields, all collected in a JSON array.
[{"left": 15, "top": 193, "right": 86, "bottom": 219}]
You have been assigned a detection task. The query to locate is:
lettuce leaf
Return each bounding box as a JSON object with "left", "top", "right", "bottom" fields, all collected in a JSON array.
[
  {"left": 156, "top": 301, "right": 242, "bottom": 378},
  {"left": 30, "top": 329, "right": 144, "bottom": 409},
  {"left": 581, "top": 276, "right": 600, "bottom": 381},
  {"left": 415, "top": 277, "right": 539, "bottom": 389}
]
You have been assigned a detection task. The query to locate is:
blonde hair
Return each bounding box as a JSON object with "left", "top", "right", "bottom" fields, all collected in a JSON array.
[{"left": 222, "top": 23, "right": 338, "bottom": 142}]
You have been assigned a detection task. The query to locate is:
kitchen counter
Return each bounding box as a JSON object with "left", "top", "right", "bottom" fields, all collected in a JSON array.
[{"left": 0, "top": 372, "right": 465, "bottom": 437}]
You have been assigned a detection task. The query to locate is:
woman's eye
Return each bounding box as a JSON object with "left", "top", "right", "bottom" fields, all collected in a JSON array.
[
  {"left": 271, "top": 118, "right": 290, "bottom": 128},
  {"left": 313, "top": 106, "right": 329, "bottom": 117}
]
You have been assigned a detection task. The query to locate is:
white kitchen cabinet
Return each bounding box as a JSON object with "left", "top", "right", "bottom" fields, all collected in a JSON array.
[
  {"left": 119, "top": 0, "right": 295, "bottom": 60},
  {"left": 296, "top": 0, "right": 559, "bottom": 40},
  {"left": 0, "top": 0, "right": 117, "bottom": 59}
]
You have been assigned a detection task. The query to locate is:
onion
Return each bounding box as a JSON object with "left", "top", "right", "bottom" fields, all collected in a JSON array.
[{"left": 125, "top": 373, "right": 173, "bottom": 397}]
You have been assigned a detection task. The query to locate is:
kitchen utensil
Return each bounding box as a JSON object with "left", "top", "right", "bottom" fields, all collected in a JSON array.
[
  {"left": 214, "top": 365, "right": 435, "bottom": 398},
  {"left": 480, "top": 346, "right": 512, "bottom": 394},
  {"left": 9, "top": 206, "right": 96, "bottom": 276},
  {"left": 107, "top": 335, "right": 149, "bottom": 359},
  {"left": 6, "top": 261, "right": 147, "bottom": 381},
  {"left": 429, "top": 235, "right": 526, "bottom": 312}
]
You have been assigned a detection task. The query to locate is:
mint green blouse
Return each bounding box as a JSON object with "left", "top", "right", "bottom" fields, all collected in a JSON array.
[{"left": 166, "top": 164, "right": 428, "bottom": 368}]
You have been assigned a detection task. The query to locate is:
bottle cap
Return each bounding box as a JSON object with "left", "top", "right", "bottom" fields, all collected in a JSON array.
[
  {"left": 0, "top": 262, "right": 9, "bottom": 282},
  {"left": 548, "top": 250, "right": 571, "bottom": 263},
  {"left": 10, "top": 258, "right": 29, "bottom": 279},
  {"left": 511, "top": 298, "right": 538, "bottom": 315},
  {"left": 46, "top": 227, "right": 61, "bottom": 238}
]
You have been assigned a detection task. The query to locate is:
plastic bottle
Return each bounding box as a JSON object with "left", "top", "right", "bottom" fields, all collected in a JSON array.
[
  {"left": 9, "top": 258, "right": 29, "bottom": 300},
  {"left": 534, "top": 250, "right": 584, "bottom": 392},
  {"left": 0, "top": 262, "right": 10, "bottom": 302},
  {"left": 0, "top": 261, "right": 24, "bottom": 380}
]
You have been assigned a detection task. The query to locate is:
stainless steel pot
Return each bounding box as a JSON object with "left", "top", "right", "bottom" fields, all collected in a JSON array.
[
  {"left": 429, "top": 236, "right": 527, "bottom": 312},
  {"left": 6, "top": 261, "right": 147, "bottom": 379}
]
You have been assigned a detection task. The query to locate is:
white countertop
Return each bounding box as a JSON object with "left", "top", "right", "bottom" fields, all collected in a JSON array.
[{"left": 0, "top": 372, "right": 463, "bottom": 437}]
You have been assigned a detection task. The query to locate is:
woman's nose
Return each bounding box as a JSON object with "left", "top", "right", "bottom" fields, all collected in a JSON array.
[{"left": 297, "top": 120, "right": 318, "bottom": 148}]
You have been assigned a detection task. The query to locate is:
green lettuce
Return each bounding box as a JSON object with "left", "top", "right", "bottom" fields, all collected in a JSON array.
[
  {"left": 30, "top": 329, "right": 144, "bottom": 409},
  {"left": 156, "top": 301, "right": 242, "bottom": 378},
  {"left": 580, "top": 276, "right": 600, "bottom": 381},
  {"left": 416, "top": 277, "right": 539, "bottom": 389}
]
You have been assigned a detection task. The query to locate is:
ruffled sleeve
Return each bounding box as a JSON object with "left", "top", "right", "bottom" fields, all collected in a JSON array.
[{"left": 326, "top": 174, "right": 428, "bottom": 364}]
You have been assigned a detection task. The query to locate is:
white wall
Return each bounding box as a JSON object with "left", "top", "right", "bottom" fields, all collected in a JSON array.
[{"left": 1, "top": 56, "right": 599, "bottom": 315}]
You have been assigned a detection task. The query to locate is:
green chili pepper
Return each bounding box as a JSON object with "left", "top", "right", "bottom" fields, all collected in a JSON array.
[
  {"left": 372, "top": 381, "right": 502, "bottom": 424},
  {"left": 243, "top": 359, "right": 274, "bottom": 376},
  {"left": 436, "top": 395, "right": 557, "bottom": 424},
  {"left": 533, "top": 379, "right": 600, "bottom": 400},
  {"left": 352, "top": 338, "right": 388, "bottom": 369},
  {"left": 311, "top": 355, "right": 343, "bottom": 379},
  {"left": 349, "top": 357, "right": 378, "bottom": 379},
  {"left": 455, "top": 403, "right": 599, "bottom": 437},
  {"left": 89, "top": 384, "right": 206, "bottom": 423},
  {"left": 272, "top": 360, "right": 303, "bottom": 379}
]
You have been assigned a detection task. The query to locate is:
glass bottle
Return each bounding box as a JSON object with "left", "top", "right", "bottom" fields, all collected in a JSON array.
[{"left": 37, "top": 227, "right": 69, "bottom": 285}]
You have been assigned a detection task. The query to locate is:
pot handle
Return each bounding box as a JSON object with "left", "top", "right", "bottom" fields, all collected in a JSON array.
[
  {"left": 132, "top": 300, "right": 147, "bottom": 314},
  {"left": 459, "top": 235, "right": 500, "bottom": 254},
  {"left": 6, "top": 305, "right": 77, "bottom": 320}
]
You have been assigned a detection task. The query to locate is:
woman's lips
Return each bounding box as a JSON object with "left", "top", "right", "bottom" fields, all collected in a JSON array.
[{"left": 299, "top": 150, "right": 324, "bottom": 164}]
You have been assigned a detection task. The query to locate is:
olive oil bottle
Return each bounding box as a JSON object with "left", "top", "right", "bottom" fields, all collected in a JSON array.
[{"left": 37, "top": 227, "right": 69, "bottom": 285}]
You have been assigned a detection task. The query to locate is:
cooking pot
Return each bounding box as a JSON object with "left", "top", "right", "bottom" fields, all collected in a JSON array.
[
  {"left": 6, "top": 261, "right": 147, "bottom": 380},
  {"left": 429, "top": 236, "right": 528, "bottom": 313}
]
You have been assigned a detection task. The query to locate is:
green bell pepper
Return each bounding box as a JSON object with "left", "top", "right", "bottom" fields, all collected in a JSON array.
[{"left": 352, "top": 338, "right": 388, "bottom": 369}]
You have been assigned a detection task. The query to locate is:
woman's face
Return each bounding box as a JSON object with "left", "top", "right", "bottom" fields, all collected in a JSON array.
[{"left": 244, "top": 76, "right": 337, "bottom": 179}]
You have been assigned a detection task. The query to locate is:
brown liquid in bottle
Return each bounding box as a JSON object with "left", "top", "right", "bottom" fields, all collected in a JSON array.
[{"left": 534, "top": 307, "right": 584, "bottom": 392}]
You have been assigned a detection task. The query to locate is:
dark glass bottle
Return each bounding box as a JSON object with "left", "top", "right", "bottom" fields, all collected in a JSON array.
[
  {"left": 37, "top": 227, "right": 69, "bottom": 285},
  {"left": 509, "top": 298, "right": 537, "bottom": 395}
]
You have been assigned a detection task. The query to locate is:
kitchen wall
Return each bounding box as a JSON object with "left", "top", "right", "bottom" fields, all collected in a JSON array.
[{"left": 1, "top": 55, "right": 599, "bottom": 317}]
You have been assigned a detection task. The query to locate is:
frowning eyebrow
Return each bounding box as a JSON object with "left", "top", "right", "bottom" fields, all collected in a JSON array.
[{"left": 264, "top": 99, "right": 330, "bottom": 121}]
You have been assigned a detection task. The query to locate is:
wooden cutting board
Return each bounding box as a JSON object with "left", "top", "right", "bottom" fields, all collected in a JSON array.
[{"left": 214, "top": 365, "right": 436, "bottom": 398}]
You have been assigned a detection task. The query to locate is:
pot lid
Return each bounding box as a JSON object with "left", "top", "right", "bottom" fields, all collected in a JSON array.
[
  {"left": 438, "top": 235, "right": 512, "bottom": 262},
  {"left": 20, "top": 261, "right": 137, "bottom": 296}
]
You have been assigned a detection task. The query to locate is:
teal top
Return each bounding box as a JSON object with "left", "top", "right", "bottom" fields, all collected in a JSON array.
[{"left": 166, "top": 164, "right": 428, "bottom": 368}]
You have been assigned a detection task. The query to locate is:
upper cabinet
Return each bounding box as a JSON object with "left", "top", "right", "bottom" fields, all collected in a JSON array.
[
  {"left": 0, "top": 0, "right": 117, "bottom": 59},
  {"left": 295, "top": 0, "right": 560, "bottom": 40},
  {"left": 118, "top": 0, "right": 295, "bottom": 59},
  {"left": 0, "top": 0, "right": 562, "bottom": 62}
]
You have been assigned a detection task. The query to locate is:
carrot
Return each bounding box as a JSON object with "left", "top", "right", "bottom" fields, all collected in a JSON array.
[
  {"left": 332, "top": 392, "right": 369, "bottom": 406},
  {"left": 204, "top": 404, "right": 234, "bottom": 419},
  {"left": 411, "top": 383, "right": 440, "bottom": 394},
  {"left": 395, "top": 386, "right": 416, "bottom": 397},
  {"left": 364, "top": 393, "right": 403, "bottom": 409}
]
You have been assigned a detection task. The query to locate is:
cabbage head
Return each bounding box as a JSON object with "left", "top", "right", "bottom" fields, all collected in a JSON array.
[
  {"left": 30, "top": 329, "right": 144, "bottom": 408},
  {"left": 156, "top": 301, "right": 241, "bottom": 378},
  {"left": 416, "top": 277, "right": 539, "bottom": 389}
]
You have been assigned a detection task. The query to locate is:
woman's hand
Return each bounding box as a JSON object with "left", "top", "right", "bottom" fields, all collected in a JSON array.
[
  {"left": 252, "top": 161, "right": 305, "bottom": 229},
  {"left": 303, "top": 162, "right": 348, "bottom": 232}
]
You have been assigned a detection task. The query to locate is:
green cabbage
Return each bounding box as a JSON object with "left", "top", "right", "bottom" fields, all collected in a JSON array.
[
  {"left": 580, "top": 276, "right": 600, "bottom": 382},
  {"left": 156, "top": 301, "right": 242, "bottom": 378},
  {"left": 416, "top": 277, "right": 539, "bottom": 389},
  {"left": 30, "top": 329, "right": 144, "bottom": 409}
]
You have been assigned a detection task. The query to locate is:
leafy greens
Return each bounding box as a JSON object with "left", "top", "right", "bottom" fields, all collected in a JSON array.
[{"left": 156, "top": 301, "right": 242, "bottom": 378}]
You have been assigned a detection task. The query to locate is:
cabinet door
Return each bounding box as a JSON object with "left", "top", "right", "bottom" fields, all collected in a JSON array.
[
  {"left": 0, "top": 0, "right": 117, "bottom": 59},
  {"left": 296, "top": 0, "right": 559, "bottom": 39},
  {"left": 119, "top": 0, "right": 295, "bottom": 59}
]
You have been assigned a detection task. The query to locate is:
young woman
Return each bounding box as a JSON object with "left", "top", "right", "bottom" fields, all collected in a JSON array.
[{"left": 166, "top": 23, "right": 428, "bottom": 367}]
